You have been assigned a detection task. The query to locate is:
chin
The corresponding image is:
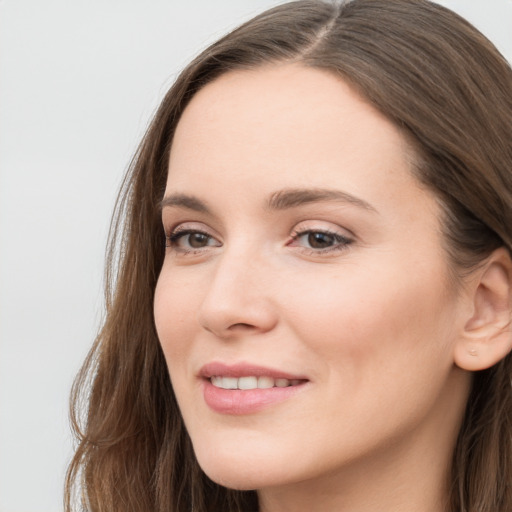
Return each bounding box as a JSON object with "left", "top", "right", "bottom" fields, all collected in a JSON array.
[
  {"left": 198, "top": 459, "right": 267, "bottom": 491},
  {"left": 193, "top": 442, "right": 292, "bottom": 491}
]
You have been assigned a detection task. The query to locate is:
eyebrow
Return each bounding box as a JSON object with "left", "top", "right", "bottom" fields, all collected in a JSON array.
[
  {"left": 159, "top": 193, "right": 211, "bottom": 213},
  {"left": 267, "top": 188, "right": 377, "bottom": 212},
  {"left": 159, "top": 188, "right": 377, "bottom": 214}
]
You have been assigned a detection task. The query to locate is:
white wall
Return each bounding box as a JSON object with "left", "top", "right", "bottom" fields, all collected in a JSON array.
[{"left": 0, "top": 1, "right": 510, "bottom": 511}]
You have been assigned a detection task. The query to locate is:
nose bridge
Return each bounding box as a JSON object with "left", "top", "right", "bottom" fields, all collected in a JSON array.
[{"left": 197, "top": 241, "right": 277, "bottom": 337}]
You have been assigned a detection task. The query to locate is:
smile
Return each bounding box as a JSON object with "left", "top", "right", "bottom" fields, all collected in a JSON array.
[
  {"left": 210, "top": 376, "right": 304, "bottom": 390},
  {"left": 201, "top": 363, "right": 309, "bottom": 414}
]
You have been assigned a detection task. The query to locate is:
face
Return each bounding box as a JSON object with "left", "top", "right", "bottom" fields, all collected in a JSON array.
[{"left": 154, "top": 65, "right": 470, "bottom": 495}]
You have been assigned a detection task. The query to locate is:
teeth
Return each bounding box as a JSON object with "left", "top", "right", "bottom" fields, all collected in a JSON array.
[
  {"left": 222, "top": 377, "right": 238, "bottom": 389},
  {"left": 258, "top": 376, "right": 274, "bottom": 389},
  {"left": 211, "top": 376, "right": 222, "bottom": 387},
  {"left": 238, "top": 376, "right": 257, "bottom": 389},
  {"left": 210, "top": 376, "right": 299, "bottom": 390}
]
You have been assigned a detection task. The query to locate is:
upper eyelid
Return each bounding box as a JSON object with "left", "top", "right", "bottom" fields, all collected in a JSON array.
[
  {"left": 168, "top": 228, "right": 215, "bottom": 240},
  {"left": 291, "top": 220, "right": 356, "bottom": 239},
  {"left": 164, "top": 221, "right": 354, "bottom": 237},
  {"left": 163, "top": 216, "right": 356, "bottom": 238},
  {"left": 292, "top": 225, "right": 349, "bottom": 235},
  {"left": 169, "top": 224, "right": 211, "bottom": 234},
  {"left": 164, "top": 220, "right": 219, "bottom": 237}
]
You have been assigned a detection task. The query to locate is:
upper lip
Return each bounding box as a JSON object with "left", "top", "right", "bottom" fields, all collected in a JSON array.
[{"left": 199, "top": 361, "right": 308, "bottom": 381}]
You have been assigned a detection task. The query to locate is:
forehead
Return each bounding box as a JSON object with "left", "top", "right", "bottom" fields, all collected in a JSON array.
[{"left": 167, "top": 64, "right": 422, "bottom": 211}]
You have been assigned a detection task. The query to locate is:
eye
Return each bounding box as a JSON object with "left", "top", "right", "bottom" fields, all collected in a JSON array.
[
  {"left": 289, "top": 228, "right": 353, "bottom": 254},
  {"left": 166, "top": 228, "right": 221, "bottom": 252},
  {"left": 303, "top": 231, "right": 339, "bottom": 249}
]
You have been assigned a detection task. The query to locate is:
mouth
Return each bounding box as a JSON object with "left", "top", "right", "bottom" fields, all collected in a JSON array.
[
  {"left": 200, "top": 362, "right": 309, "bottom": 414},
  {"left": 210, "top": 375, "right": 305, "bottom": 390}
]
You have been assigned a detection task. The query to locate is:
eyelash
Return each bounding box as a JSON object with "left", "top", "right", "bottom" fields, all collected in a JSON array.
[
  {"left": 164, "top": 227, "right": 353, "bottom": 256},
  {"left": 288, "top": 229, "right": 353, "bottom": 255},
  {"left": 165, "top": 228, "right": 218, "bottom": 254}
]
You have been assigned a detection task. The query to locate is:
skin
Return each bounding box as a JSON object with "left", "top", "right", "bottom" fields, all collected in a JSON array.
[{"left": 154, "top": 64, "right": 474, "bottom": 512}]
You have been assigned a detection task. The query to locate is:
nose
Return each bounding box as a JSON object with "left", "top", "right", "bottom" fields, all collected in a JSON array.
[{"left": 197, "top": 250, "right": 279, "bottom": 339}]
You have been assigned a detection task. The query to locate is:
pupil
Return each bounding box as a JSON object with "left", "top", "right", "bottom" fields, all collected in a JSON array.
[
  {"left": 189, "top": 233, "right": 208, "bottom": 248},
  {"left": 308, "top": 232, "right": 334, "bottom": 249}
]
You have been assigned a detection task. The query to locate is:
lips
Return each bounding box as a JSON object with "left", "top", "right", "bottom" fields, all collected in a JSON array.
[
  {"left": 199, "top": 362, "right": 309, "bottom": 415},
  {"left": 200, "top": 362, "right": 307, "bottom": 380}
]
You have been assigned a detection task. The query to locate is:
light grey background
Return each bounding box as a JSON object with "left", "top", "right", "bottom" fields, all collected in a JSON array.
[{"left": 1, "top": 1, "right": 510, "bottom": 511}]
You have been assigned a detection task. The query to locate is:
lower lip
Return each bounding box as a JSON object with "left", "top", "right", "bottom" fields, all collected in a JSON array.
[{"left": 202, "top": 380, "right": 306, "bottom": 415}]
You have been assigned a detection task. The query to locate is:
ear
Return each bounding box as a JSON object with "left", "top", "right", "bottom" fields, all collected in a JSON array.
[{"left": 454, "top": 248, "right": 512, "bottom": 371}]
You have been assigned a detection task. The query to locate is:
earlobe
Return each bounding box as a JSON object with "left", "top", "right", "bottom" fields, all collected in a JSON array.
[{"left": 454, "top": 248, "right": 512, "bottom": 372}]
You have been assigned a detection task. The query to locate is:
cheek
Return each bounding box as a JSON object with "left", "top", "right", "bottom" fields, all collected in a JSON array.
[
  {"left": 280, "top": 257, "right": 456, "bottom": 379},
  {"left": 154, "top": 270, "right": 199, "bottom": 363},
  {"left": 276, "top": 262, "right": 461, "bottom": 455}
]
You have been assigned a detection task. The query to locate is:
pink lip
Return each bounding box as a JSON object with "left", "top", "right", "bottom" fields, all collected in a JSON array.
[
  {"left": 199, "top": 362, "right": 309, "bottom": 415},
  {"left": 199, "top": 361, "right": 307, "bottom": 380}
]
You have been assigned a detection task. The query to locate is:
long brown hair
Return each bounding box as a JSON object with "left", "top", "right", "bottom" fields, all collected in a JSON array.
[{"left": 65, "top": 1, "right": 512, "bottom": 511}]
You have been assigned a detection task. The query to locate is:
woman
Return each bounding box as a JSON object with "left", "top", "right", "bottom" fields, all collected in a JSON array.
[{"left": 66, "top": 1, "right": 512, "bottom": 511}]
